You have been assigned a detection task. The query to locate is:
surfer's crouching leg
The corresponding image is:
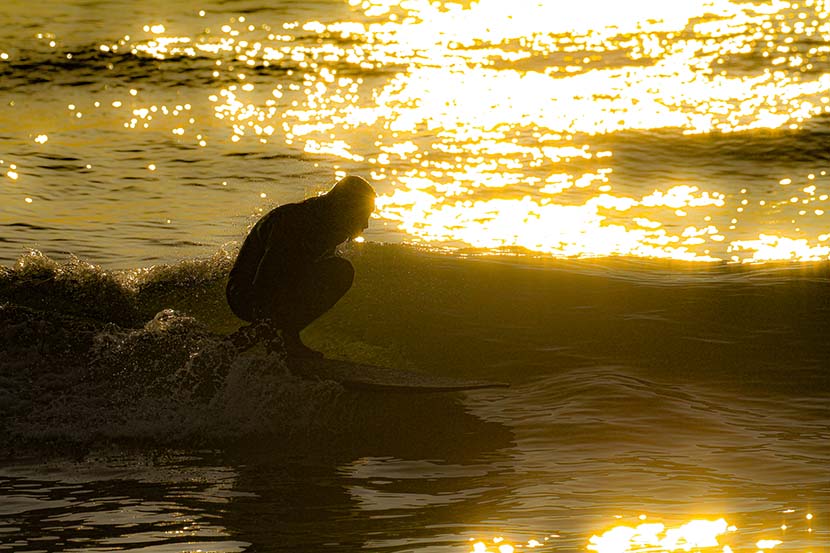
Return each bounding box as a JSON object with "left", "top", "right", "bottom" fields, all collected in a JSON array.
[
  {"left": 267, "top": 256, "right": 354, "bottom": 358},
  {"left": 224, "top": 257, "right": 353, "bottom": 358},
  {"left": 225, "top": 278, "right": 281, "bottom": 353}
]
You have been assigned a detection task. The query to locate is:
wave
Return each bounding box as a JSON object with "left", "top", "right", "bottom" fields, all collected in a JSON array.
[
  {"left": 0, "top": 25, "right": 392, "bottom": 93},
  {"left": 0, "top": 247, "right": 511, "bottom": 452},
  {"left": 0, "top": 44, "right": 219, "bottom": 92},
  {"left": 0, "top": 299, "right": 508, "bottom": 458},
  {"left": 1, "top": 245, "right": 828, "bottom": 449}
]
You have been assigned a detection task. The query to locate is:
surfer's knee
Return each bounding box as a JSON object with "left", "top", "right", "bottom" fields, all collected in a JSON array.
[{"left": 323, "top": 256, "right": 354, "bottom": 292}]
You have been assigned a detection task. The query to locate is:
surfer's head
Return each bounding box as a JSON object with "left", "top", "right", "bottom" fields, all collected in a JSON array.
[{"left": 324, "top": 175, "right": 376, "bottom": 239}]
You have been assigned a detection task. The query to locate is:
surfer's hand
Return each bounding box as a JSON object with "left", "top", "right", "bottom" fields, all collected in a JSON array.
[{"left": 316, "top": 246, "right": 338, "bottom": 261}]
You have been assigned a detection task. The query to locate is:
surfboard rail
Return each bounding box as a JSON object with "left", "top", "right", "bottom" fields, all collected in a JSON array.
[{"left": 289, "top": 357, "right": 510, "bottom": 393}]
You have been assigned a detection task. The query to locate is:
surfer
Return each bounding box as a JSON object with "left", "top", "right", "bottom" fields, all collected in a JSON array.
[{"left": 225, "top": 175, "right": 376, "bottom": 358}]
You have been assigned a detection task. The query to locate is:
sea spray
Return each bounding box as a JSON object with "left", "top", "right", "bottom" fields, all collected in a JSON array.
[
  {"left": 0, "top": 302, "right": 353, "bottom": 447},
  {"left": 0, "top": 250, "right": 347, "bottom": 448},
  {"left": 1, "top": 293, "right": 462, "bottom": 452},
  {"left": 0, "top": 251, "right": 140, "bottom": 326}
]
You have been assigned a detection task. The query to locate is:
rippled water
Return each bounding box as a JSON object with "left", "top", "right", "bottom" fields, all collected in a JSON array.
[
  {"left": 1, "top": 1, "right": 829, "bottom": 552},
  {"left": 2, "top": 0, "right": 830, "bottom": 264}
]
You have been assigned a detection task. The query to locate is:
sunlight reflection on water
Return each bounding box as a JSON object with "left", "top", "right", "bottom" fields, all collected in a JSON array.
[
  {"left": 3, "top": 0, "right": 830, "bottom": 263},
  {"left": 104, "top": 0, "right": 830, "bottom": 262},
  {"left": 467, "top": 510, "right": 821, "bottom": 553}
]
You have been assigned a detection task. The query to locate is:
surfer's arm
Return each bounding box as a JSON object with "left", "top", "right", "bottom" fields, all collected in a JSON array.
[{"left": 317, "top": 245, "right": 338, "bottom": 260}]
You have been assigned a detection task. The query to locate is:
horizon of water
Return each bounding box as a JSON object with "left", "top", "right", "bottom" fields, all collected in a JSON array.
[{"left": 1, "top": 1, "right": 829, "bottom": 552}]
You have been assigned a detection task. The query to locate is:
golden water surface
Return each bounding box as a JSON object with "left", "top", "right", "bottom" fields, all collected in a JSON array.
[
  {"left": 3, "top": 0, "right": 830, "bottom": 262},
  {"left": 75, "top": 0, "right": 830, "bottom": 263}
]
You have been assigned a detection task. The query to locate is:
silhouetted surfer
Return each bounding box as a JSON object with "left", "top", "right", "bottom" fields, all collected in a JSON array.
[{"left": 226, "top": 175, "right": 376, "bottom": 358}]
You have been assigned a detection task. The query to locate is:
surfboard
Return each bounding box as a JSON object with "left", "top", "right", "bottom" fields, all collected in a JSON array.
[{"left": 289, "top": 357, "right": 510, "bottom": 393}]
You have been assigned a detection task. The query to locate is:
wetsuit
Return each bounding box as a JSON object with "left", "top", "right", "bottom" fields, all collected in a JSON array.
[{"left": 226, "top": 197, "right": 354, "bottom": 337}]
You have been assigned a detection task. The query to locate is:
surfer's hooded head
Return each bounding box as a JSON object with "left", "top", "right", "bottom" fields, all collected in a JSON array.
[{"left": 321, "top": 175, "right": 376, "bottom": 240}]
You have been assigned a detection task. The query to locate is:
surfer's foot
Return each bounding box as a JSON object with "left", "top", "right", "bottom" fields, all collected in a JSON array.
[{"left": 281, "top": 330, "right": 324, "bottom": 359}]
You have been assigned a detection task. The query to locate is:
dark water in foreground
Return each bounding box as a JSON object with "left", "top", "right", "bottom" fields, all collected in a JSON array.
[{"left": 1, "top": 246, "right": 828, "bottom": 552}]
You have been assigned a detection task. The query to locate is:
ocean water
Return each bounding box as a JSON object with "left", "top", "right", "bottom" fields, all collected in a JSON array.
[{"left": 1, "top": 0, "right": 829, "bottom": 552}]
